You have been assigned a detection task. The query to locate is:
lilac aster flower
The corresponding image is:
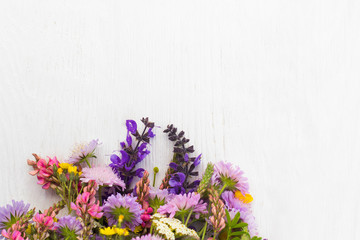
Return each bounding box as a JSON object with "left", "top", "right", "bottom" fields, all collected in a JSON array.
[
  {"left": 81, "top": 166, "right": 125, "bottom": 190},
  {"left": 131, "top": 234, "right": 164, "bottom": 240},
  {"left": 148, "top": 186, "right": 171, "bottom": 212},
  {"left": 0, "top": 200, "right": 30, "bottom": 233},
  {"left": 158, "top": 192, "right": 207, "bottom": 219},
  {"left": 67, "top": 139, "right": 100, "bottom": 166},
  {"left": 212, "top": 161, "right": 249, "bottom": 194},
  {"left": 222, "top": 191, "right": 258, "bottom": 237},
  {"left": 103, "top": 193, "right": 144, "bottom": 230},
  {"left": 54, "top": 215, "right": 82, "bottom": 239}
]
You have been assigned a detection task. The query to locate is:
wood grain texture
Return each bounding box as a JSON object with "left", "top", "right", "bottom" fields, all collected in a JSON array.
[{"left": 1, "top": 0, "right": 360, "bottom": 239}]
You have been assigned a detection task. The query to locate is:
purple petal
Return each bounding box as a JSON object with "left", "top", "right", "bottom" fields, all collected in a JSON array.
[
  {"left": 126, "top": 132, "right": 132, "bottom": 147},
  {"left": 176, "top": 172, "right": 186, "bottom": 183},
  {"left": 194, "top": 154, "right": 202, "bottom": 166},
  {"left": 126, "top": 120, "right": 137, "bottom": 134},
  {"left": 120, "top": 142, "right": 126, "bottom": 149},
  {"left": 120, "top": 150, "right": 130, "bottom": 165},
  {"left": 184, "top": 154, "right": 189, "bottom": 162},
  {"left": 169, "top": 162, "right": 178, "bottom": 170},
  {"left": 110, "top": 154, "right": 121, "bottom": 164},
  {"left": 148, "top": 128, "right": 155, "bottom": 138},
  {"left": 134, "top": 168, "right": 145, "bottom": 178}
]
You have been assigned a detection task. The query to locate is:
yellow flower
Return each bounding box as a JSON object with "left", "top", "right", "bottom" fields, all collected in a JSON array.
[
  {"left": 68, "top": 165, "right": 78, "bottom": 174},
  {"left": 118, "top": 215, "right": 124, "bottom": 224},
  {"left": 59, "top": 163, "right": 72, "bottom": 169},
  {"left": 25, "top": 224, "right": 32, "bottom": 234},
  {"left": 114, "top": 227, "right": 129, "bottom": 236},
  {"left": 100, "top": 227, "right": 116, "bottom": 236},
  {"left": 57, "top": 168, "right": 63, "bottom": 174},
  {"left": 234, "top": 191, "right": 253, "bottom": 203}
]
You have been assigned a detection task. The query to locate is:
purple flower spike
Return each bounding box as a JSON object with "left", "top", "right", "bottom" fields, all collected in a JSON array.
[
  {"left": 126, "top": 132, "right": 132, "bottom": 147},
  {"left": 169, "top": 162, "right": 178, "bottom": 170},
  {"left": 184, "top": 154, "right": 189, "bottom": 162},
  {"left": 126, "top": 120, "right": 137, "bottom": 134}
]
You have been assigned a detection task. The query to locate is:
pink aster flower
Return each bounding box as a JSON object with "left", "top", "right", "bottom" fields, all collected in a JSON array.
[
  {"left": 222, "top": 191, "right": 258, "bottom": 237},
  {"left": 81, "top": 166, "right": 125, "bottom": 190},
  {"left": 67, "top": 139, "right": 100, "bottom": 165},
  {"left": 212, "top": 161, "right": 249, "bottom": 194},
  {"left": 131, "top": 234, "right": 164, "bottom": 240},
  {"left": 158, "top": 192, "right": 207, "bottom": 219}
]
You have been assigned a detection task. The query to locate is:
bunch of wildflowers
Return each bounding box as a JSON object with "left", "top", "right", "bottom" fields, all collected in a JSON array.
[{"left": 1, "top": 117, "right": 266, "bottom": 240}]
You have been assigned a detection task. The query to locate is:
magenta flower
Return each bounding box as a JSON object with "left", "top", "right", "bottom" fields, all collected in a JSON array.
[
  {"left": 81, "top": 166, "right": 125, "bottom": 190},
  {"left": 158, "top": 192, "right": 207, "bottom": 219},
  {"left": 103, "top": 194, "right": 144, "bottom": 230},
  {"left": 71, "top": 192, "right": 103, "bottom": 219},
  {"left": 131, "top": 234, "right": 164, "bottom": 240},
  {"left": 212, "top": 161, "right": 249, "bottom": 194},
  {"left": 28, "top": 156, "right": 59, "bottom": 189},
  {"left": 33, "top": 213, "right": 55, "bottom": 230},
  {"left": 1, "top": 229, "right": 24, "bottom": 240},
  {"left": 67, "top": 139, "right": 99, "bottom": 165}
]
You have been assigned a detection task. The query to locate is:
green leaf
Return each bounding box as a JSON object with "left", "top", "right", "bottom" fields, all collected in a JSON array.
[
  {"left": 233, "top": 222, "right": 248, "bottom": 228},
  {"left": 225, "top": 209, "right": 231, "bottom": 223},
  {"left": 230, "top": 231, "right": 247, "bottom": 236},
  {"left": 231, "top": 212, "right": 241, "bottom": 225},
  {"left": 232, "top": 238, "right": 241, "bottom": 240}
]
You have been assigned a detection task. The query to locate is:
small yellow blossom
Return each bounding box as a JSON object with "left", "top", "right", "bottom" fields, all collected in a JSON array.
[
  {"left": 57, "top": 168, "right": 63, "bottom": 174},
  {"left": 59, "top": 163, "right": 72, "bottom": 169},
  {"left": 25, "top": 224, "right": 31, "bottom": 234},
  {"left": 114, "top": 227, "right": 129, "bottom": 236},
  {"left": 100, "top": 227, "right": 116, "bottom": 236},
  {"left": 234, "top": 191, "right": 253, "bottom": 203},
  {"left": 118, "top": 214, "right": 124, "bottom": 224},
  {"left": 68, "top": 165, "right": 78, "bottom": 174}
]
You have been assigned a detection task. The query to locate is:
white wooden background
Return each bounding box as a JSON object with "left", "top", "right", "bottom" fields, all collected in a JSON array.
[{"left": 1, "top": 1, "right": 360, "bottom": 239}]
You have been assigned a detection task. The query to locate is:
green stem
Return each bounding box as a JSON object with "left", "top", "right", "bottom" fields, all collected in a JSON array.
[
  {"left": 202, "top": 221, "right": 208, "bottom": 240},
  {"left": 98, "top": 186, "right": 103, "bottom": 205},
  {"left": 184, "top": 209, "right": 193, "bottom": 227},
  {"left": 84, "top": 157, "right": 92, "bottom": 168},
  {"left": 153, "top": 172, "right": 157, "bottom": 187},
  {"left": 219, "top": 184, "right": 227, "bottom": 195}
]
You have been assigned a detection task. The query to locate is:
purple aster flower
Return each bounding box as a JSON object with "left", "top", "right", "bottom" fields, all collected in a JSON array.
[
  {"left": 222, "top": 191, "right": 258, "bottom": 237},
  {"left": 158, "top": 192, "right": 207, "bottom": 219},
  {"left": 67, "top": 139, "right": 100, "bottom": 165},
  {"left": 131, "top": 234, "right": 164, "bottom": 240},
  {"left": 81, "top": 166, "right": 125, "bottom": 190},
  {"left": 149, "top": 186, "right": 170, "bottom": 201},
  {"left": 126, "top": 120, "right": 137, "bottom": 134},
  {"left": 103, "top": 193, "right": 144, "bottom": 230},
  {"left": 0, "top": 200, "right": 30, "bottom": 232},
  {"left": 54, "top": 215, "right": 82, "bottom": 239},
  {"left": 212, "top": 161, "right": 249, "bottom": 194}
]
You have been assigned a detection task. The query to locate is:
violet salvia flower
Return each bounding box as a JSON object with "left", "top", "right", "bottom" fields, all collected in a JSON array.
[
  {"left": 212, "top": 161, "right": 249, "bottom": 194},
  {"left": 54, "top": 216, "right": 82, "bottom": 239},
  {"left": 0, "top": 200, "right": 30, "bottom": 233},
  {"left": 110, "top": 118, "right": 155, "bottom": 189},
  {"left": 81, "top": 165, "right": 125, "bottom": 190},
  {"left": 157, "top": 192, "right": 207, "bottom": 219},
  {"left": 162, "top": 124, "right": 202, "bottom": 194},
  {"left": 131, "top": 234, "right": 164, "bottom": 240},
  {"left": 67, "top": 139, "right": 99, "bottom": 166},
  {"left": 103, "top": 193, "right": 144, "bottom": 230}
]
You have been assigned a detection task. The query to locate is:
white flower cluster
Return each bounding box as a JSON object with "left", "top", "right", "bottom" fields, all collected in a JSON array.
[{"left": 151, "top": 214, "right": 199, "bottom": 240}]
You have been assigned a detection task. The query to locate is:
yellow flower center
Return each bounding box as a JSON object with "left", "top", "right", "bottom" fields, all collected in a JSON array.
[{"left": 234, "top": 191, "right": 253, "bottom": 203}]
